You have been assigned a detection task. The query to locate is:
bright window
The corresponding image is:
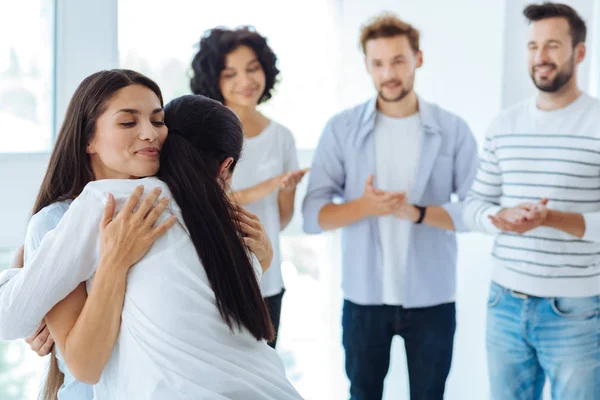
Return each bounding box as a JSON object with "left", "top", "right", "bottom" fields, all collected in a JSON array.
[
  {"left": 119, "top": 0, "right": 338, "bottom": 149},
  {"left": 0, "top": 0, "right": 54, "bottom": 153}
]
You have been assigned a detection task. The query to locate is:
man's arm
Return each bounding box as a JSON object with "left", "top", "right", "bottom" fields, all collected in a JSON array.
[
  {"left": 543, "top": 209, "right": 586, "bottom": 238},
  {"left": 302, "top": 119, "right": 346, "bottom": 234},
  {"left": 394, "top": 118, "right": 480, "bottom": 232},
  {"left": 462, "top": 126, "right": 504, "bottom": 235}
]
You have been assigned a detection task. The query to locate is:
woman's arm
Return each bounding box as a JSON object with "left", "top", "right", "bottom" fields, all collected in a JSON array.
[
  {"left": 230, "top": 175, "right": 282, "bottom": 205},
  {"left": 278, "top": 169, "right": 309, "bottom": 230},
  {"left": 45, "top": 267, "right": 126, "bottom": 384},
  {"left": 44, "top": 186, "right": 176, "bottom": 384},
  {"left": 0, "top": 196, "right": 102, "bottom": 339}
]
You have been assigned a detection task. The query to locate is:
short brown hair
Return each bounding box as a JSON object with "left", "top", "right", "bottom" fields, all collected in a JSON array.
[
  {"left": 359, "top": 13, "right": 420, "bottom": 54},
  {"left": 523, "top": 2, "right": 586, "bottom": 46}
]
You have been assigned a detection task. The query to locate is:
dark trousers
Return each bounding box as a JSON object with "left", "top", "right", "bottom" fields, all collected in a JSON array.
[
  {"left": 342, "top": 300, "right": 456, "bottom": 400},
  {"left": 264, "top": 289, "right": 285, "bottom": 349}
]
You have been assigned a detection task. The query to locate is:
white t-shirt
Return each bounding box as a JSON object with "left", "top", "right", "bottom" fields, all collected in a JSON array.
[
  {"left": 374, "top": 112, "right": 423, "bottom": 305},
  {"left": 0, "top": 177, "right": 302, "bottom": 400},
  {"left": 231, "top": 120, "right": 299, "bottom": 297}
]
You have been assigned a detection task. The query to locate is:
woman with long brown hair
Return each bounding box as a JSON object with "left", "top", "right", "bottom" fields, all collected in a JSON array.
[{"left": 0, "top": 71, "right": 298, "bottom": 399}]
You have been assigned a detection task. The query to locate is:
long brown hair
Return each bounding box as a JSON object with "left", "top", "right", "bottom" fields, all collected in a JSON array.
[
  {"left": 160, "top": 95, "right": 275, "bottom": 340},
  {"left": 37, "top": 69, "right": 163, "bottom": 400}
]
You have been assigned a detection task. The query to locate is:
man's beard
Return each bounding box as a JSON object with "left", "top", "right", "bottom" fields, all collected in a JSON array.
[
  {"left": 530, "top": 55, "right": 575, "bottom": 93},
  {"left": 378, "top": 77, "right": 414, "bottom": 102}
]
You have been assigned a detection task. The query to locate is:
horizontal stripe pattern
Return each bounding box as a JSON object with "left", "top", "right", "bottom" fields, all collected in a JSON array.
[{"left": 464, "top": 95, "right": 600, "bottom": 292}]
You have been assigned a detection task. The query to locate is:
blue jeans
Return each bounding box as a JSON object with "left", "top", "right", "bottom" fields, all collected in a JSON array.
[
  {"left": 487, "top": 282, "right": 600, "bottom": 400},
  {"left": 342, "top": 300, "right": 455, "bottom": 400}
]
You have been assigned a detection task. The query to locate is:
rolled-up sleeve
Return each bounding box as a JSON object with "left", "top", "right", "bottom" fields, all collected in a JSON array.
[
  {"left": 0, "top": 190, "right": 104, "bottom": 339},
  {"left": 302, "top": 118, "right": 346, "bottom": 234}
]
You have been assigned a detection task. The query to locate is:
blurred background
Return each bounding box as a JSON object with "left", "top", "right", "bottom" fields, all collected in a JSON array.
[{"left": 1, "top": 0, "right": 599, "bottom": 399}]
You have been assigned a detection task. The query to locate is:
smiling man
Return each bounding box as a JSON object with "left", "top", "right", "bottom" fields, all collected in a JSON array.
[
  {"left": 303, "top": 12, "right": 479, "bottom": 400},
  {"left": 464, "top": 3, "right": 600, "bottom": 399}
]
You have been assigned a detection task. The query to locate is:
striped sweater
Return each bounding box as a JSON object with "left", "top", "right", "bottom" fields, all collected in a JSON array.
[{"left": 464, "top": 93, "right": 600, "bottom": 297}]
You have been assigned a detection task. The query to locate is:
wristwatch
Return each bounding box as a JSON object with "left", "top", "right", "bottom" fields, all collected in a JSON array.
[{"left": 415, "top": 205, "right": 427, "bottom": 224}]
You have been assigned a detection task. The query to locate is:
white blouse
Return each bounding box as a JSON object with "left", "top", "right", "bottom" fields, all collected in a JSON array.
[{"left": 0, "top": 177, "right": 302, "bottom": 400}]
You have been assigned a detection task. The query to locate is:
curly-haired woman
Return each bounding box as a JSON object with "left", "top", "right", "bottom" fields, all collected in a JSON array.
[{"left": 191, "top": 26, "right": 308, "bottom": 348}]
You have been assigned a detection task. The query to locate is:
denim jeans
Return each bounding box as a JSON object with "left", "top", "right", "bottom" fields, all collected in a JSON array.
[
  {"left": 342, "top": 300, "right": 455, "bottom": 400},
  {"left": 486, "top": 281, "right": 600, "bottom": 400}
]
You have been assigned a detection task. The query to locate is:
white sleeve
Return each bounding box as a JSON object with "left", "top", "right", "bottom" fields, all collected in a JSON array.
[
  {"left": 282, "top": 128, "right": 299, "bottom": 173},
  {"left": 0, "top": 190, "right": 105, "bottom": 339},
  {"left": 463, "top": 121, "right": 503, "bottom": 234},
  {"left": 23, "top": 205, "right": 66, "bottom": 263}
]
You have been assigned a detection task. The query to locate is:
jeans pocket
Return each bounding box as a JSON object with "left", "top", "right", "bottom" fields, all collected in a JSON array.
[
  {"left": 551, "top": 296, "right": 600, "bottom": 319},
  {"left": 487, "top": 282, "right": 503, "bottom": 309}
]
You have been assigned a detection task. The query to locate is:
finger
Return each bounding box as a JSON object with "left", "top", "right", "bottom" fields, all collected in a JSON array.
[
  {"left": 380, "top": 192, "right": 403, "bottom": 202},
  {"left": 234, "top": 208, "right": 262, "bottom": 229},
  {"left": 488, "top": 216, "right": 502, "bottom": 229},
  {"left": 496, "top": 214, "right": 519, "bottom": 225},
  {"left": 292, "top": 169, "right": 308, "bottom": 179},
  {"left": 121, "top": 185, "right": 145, "bottom": 216},
  {"left": 233, "top": 205, "right": 259, "bottom": 221},
  {"left": 144, "top": 196, "right": 170, "bottom": 229},
  {"left": 243, "top": 236, "right": 259, "bottom": 250},
  {"left": 100, "top": 194, "right": 115, "bottom": 230},
  {"left": 25, "top": 322, "right": 46, "bottom": 344},
  {"left": 238, "top": 221, "right": 259, "bottom": 238},
  {"left": 37, "top": 336, "right": 54, "bottom": 357},
  {"left": 489, "top": 216, "right": 510, "bottom": 230},
  {"left": 365, "top": 174, "right": 374, "bottom": 188},
  {"left": 524, "top": 209, "right": 542, "bottom": 220},
  {"left": 233, "top": 209, "right": 260, "bottom": 229},
  {"left": 135, "top": 187, "right": 162, "bottom": 220},
  {"left": 151, "top": 215, "right": 177, "bottom": 239},
  {"left": 506, "top": 209, "right": 528, "bottom": 223},
  {"left": 31, "top": 327, "right": 50, "bottom": 351},
  {"left": 516, "top": 202, "right": 535, "bottom": 211},
  {"left": 236, "top": 214, "right": 262, "bottom": 233}
]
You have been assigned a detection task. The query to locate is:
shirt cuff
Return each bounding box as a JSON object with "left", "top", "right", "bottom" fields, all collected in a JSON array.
[{"left": 582, "top": 212, "right": 600, "bottom": 242}]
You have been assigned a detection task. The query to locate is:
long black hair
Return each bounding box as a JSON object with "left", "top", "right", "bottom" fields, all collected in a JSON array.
[{"left": 159, "top": 95, "right": 274, "bottom": 340}]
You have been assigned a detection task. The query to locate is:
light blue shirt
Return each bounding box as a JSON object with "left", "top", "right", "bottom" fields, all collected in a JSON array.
[
  {"left": 302, "top": 96, "right": 479, "bottom": 307},
  {"left": 23, "top": 200, "right": 94, "bottom": 400}
]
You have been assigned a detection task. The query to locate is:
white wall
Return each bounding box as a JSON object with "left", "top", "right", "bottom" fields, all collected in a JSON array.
[{"left": 501, "top": 0, "right": 599, "bottom": 107}]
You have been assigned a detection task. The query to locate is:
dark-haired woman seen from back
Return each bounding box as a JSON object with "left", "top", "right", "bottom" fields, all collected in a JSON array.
[
  {"left": 191, "top": 27, "right": 307, "bottom": 348},
  {"left": 0, "top": 90, "right": 301, "bottom": 398}
]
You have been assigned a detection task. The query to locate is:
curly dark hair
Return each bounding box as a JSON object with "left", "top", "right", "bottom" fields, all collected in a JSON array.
[{"left": 190, "top": 26, "right": 280, "bottom": 105}]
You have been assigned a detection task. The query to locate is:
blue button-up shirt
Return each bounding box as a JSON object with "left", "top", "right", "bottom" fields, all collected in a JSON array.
[{"left": 302, "top": 96, "right": 479, "bottom": 307}]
